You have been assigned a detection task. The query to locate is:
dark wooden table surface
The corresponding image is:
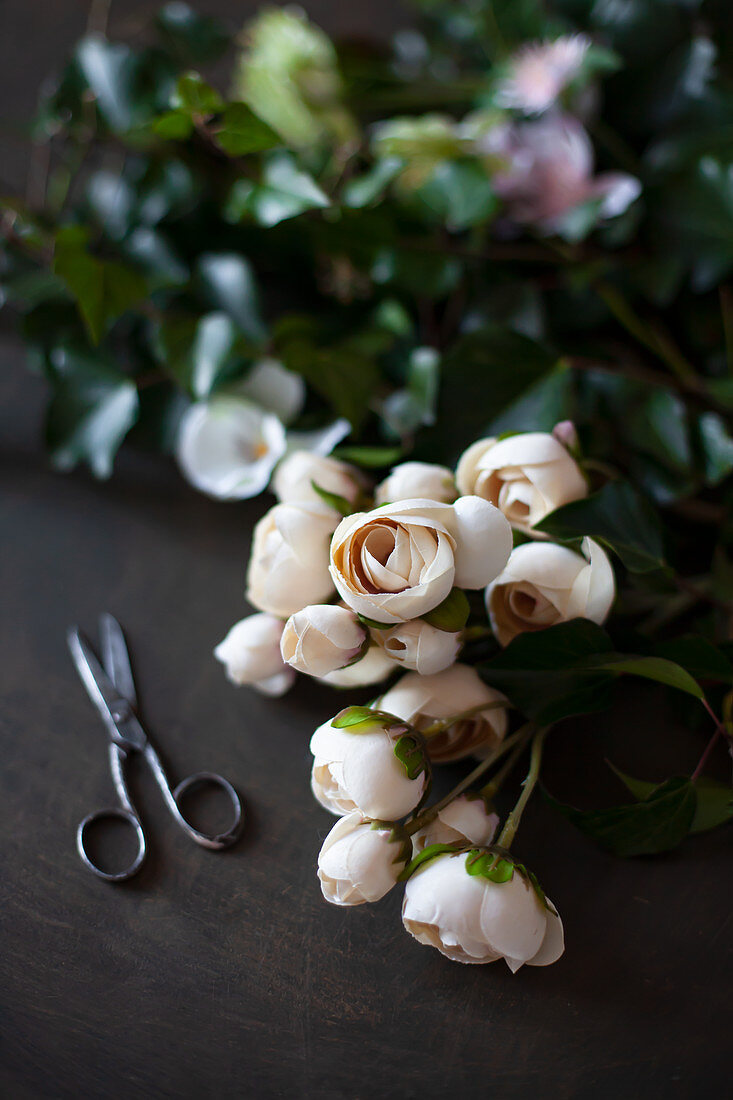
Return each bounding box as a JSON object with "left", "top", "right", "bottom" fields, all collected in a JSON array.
[
  {"left": 1, "top": 3, "right": 731, "bottom": 1095},
  {"left": 2, "top": 332, "right": 731, "bottom": 1099}
]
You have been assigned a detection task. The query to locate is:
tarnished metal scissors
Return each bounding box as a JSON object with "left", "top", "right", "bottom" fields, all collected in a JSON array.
[{"left": 68, "top": 614, "right": 244, "bottom": 882}]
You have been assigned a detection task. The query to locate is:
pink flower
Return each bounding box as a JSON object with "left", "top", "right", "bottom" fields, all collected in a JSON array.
[
  {"left": 489, "top": 114, "right": 640, "bottom": 232},
  {"left": 497, "top": 34, "right": 590, "bottom": 115}
]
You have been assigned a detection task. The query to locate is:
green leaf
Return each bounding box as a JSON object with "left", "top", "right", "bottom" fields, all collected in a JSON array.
[
  {"left": 225, "top": 152, "right": 329, "bottom": 227},
  {"left": 393, "top": 732, "right": 428, "bottom": 781},
  {"left": 357, "top": 615, "right": 393, "bottom": 631},
  {"left": 537, "top": 481, "right": 665, "bottom": 574},
  {"left": 342, "top": 157, "right": 402, "bottom": 208},
  {"left": 333, "top": 445, "right": 403, "bottom": 468},
  {"left": 76, "top": 36, "right": 139, "bottom": 133},
  {"left": 698, "top": 411, "right": 733, "bottom": 486},
  {"left": 53, "top": 227, "right": 147, "bottom": 344},
  {"left": 412, "top": 160, "right": 497, "bottom": 230},
  {"left": 421, "top": 589, "right": 470, "bottom": 633},
  {"left": 583, "top": 656, "right": 704, "bottom": 700},
  {"left": 171, "top": 71, "right": 223, "bottom": 115},
  {"left": 152, "top": 109, "right": 193, "bottom": 140},
  {"left": 45, "top": 346, "right": 139, "bottom": 478},
  {"left": 310, "top": 479, "right": 352, "bottom": 516},
  {"left": 152, "top": 312, "right": 240, "bottom": 398},
  {"left": 277, "top": 337, "right": 379, "bottom": 432},
  {"left": 490, "top": 364, "right": 575, "bottom": 435},
  {"left": 652, "top": 636, "right": 733, "bottom": 685},
  {"left": 196, "top": 254, "right": 266, "bottom": 342},
  {"left": 606, "top": 762, "right": 657, "bottom": 802},
  {"left": 545, "top": 777, "right": 697, "bottom": 857},
  {"left": 215, "top": 102, "right": 280, "bottom": 155},
  {"left": 480, "top": 620, "right": 616, "bottom": 725},
  {"left": 690, "top": 779, "right": 733, "bottom": 835}
]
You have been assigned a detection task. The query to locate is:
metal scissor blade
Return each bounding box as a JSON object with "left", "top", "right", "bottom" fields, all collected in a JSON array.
[
  {"left": 99, "top": 613, "right": 137, "bottom": 710},
  {"left": 67, "top": 628, "right": 146, "bottom": 752}
]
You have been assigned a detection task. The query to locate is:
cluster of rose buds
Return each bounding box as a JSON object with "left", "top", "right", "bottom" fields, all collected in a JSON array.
[{"left": 216, "top": 427, "right": 616, "bottom": 967}]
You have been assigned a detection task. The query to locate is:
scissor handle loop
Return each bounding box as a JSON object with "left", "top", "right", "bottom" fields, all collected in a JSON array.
[
  {"left": 171, "top": 771, "right": 244, "bottom": 850},
  {"left": 76, "top": 808, "right": 146, "bottom": 882}
]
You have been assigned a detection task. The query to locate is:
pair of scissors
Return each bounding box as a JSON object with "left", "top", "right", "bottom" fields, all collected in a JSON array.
[{"left": 68, "top": 614, "right": 244, "bottom": 882}]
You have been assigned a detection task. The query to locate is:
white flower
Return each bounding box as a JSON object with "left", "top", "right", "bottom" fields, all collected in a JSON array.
[
  {"left": 310, "top": 710, "right": 429, "bottom": 819},
  {"left": 375, "top": 462, "right": 457, "bottom": 506},
  {"left": 497, "top": 34, "right": 590, "bottom": 115},
  {"left": 273, "top": 450, "right": 363, "bottom": 511},
  {"left": 411, "top": 794, "right": 499, "bottom": 854},
  {"left": 246, "top": 502, "right": 337, "bottom": 618},
  {"left": 176, "top": 396, "right": 287, "bottom": 500},
  {"left": 377, "top": 664, "right": 507, "bottom": 763},
  {"left": 318, "top": 812, "right": 409, "bottom": 906},
  {"left": 488, "top": 114, "right": 641, "bottom": 231},
  {"left": 402, "top": 850, "right": 564, "bottom": 969},
  {"left": 319, "top": 645, "right": 396, "bottom": 688},
  {"left": 456, "top": 432, "right": 587, "bottom": 534},
  {"left": 374, "top": 619, "right": 461, "bottom": 676},
  {"left": 329, "top": 497, "right": 512, "bottom": 624},
  {"left": 213, "top": 614, "right": 295, "bottom": 696},
  {"left": 281, "top": 604, "right": 367, "bottom": 677},
  {"left": 486, "top": 537, "right": 615, "bottom": 646}
]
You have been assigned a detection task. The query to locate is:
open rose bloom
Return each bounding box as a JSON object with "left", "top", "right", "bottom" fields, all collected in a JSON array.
[{"left": 220, "top": 432, "right": 614, "bottom": 970}]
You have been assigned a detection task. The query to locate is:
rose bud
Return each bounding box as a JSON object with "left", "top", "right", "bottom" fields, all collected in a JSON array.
[
  {"left": 329, "top": 497, "right": 512, "bottom": 624},
  {"left": 310, "top": 706, "right": 430, "bottom": 820},
  {"left": 375, "top": 462, "right": 457, "bottom": 506},
  {"left": 402, "top": 849, "right": 564, "bottom": 969},
  {"left": 374, "top": 619, "right": 461, "bottom": 676},
  {"left": 411, "top": 794, "right": 498, "bottom": 855},
  {"left": 456, "top": 432, "right": 587, "bottom": 535},
  {"left": 486, "top": 537, "right": 615, "bottom": 647},
  {"left": 214, "top": 614, "right": 295, "bottom": 696},
  {"left": 377, "top": 664, "right": 507, "bottom": 763},
  {"left": 176, "top": 396, "right": 287, "bottom": 500},
  {"left": 246, "top": 502, "right": 337, "bottom": 618},
  {"left": 273, "top": 451, "right": 363, "bottom": 512},
  {"left": 318, "top": 812, "right": 411, "bottom": 906},
  {"left": 281, "top": 604, "right": 367, "bottom": 678},
  {"left": 320, "top": 645, "right": 397, "bottom": 688}
]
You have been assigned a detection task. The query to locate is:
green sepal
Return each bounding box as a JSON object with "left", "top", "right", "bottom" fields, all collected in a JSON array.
[
  {"left": 421, "top": 588, "right": 470, "bottom": 632},
  {"left": 393, "top": 731, "right": 429, "bottom": 781},
  {"left": 310, "top": 479, "right": 353, "bottom": 516},
  {"left": 331, "top": 705, "right": 406, "bottom": 732},
  {"left": 357, "top": 614, "right": 393, "bottom": 631},
  {"left": 397, "top": 842, "right": 464, "bottom": 881},
  {"left": 369, "top": 820, "right": 412, "bottom": 867},
  {"left": 465, "top": 848, "right": 514, "bottom": 883}
]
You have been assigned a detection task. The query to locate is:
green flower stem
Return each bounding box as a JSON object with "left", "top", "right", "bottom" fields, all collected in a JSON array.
[
  {"left": 404, "top": 724, "right": 533, "bottom": 836},
  {"left": 420, "top": 700, "right": 509, "bottom": 739},
  {"left": 479, "top": 726, "right": 534, "bottom": 802},
  {"left": 495, "top": 727, "right": 549, "bottom": 851}
]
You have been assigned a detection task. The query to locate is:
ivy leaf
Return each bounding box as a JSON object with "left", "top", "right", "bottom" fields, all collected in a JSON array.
[
  {"left": 76, "top": 36, "right": 139, "bottom": 133},
  {"left": 152, "top": 312, "right": 240, "bottom": 398},
  {"left": 225, "top": 152, "right": 329, "bottom": 227},
  {"left": 53, "top": 227, "right": 147, "bottom": 345},
  {"left": 690, "top": 779, "right": 733, "bottom": 835},
  {"left": 342, "top": 157, "right": 402, "bottom": 208},
  {"left": 412, "top": 161, "right": 497, "bottom": 231},
  {"left": 171, "top": 71, "right": 223, "bottom": 115},
  {"left": 196, "top": 253, "right": 266, "bottom": 342},
  {"left": 45, "top": 346, "right": 139, "bottom": 478},
  {"left": 152, "top": 109, "right": 193, "bottom": 140},
  {"left": 652, "top": 636, "right": 733, "bottom": 685},
  {"left": 215, "top": 103, "right": 280, "bottom": 156},
  {"left": 421, "top": 589, "right": 470, "bottom": 632},
  {"left": 536, "top": 481, "right": 665, "bottom": 574},
  {"left": 545, "top": 778, "right": 697, "bottom": 857}
]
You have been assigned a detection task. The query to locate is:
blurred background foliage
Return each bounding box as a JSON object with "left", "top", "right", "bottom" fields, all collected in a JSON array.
[{"left": 2, "top": 0, "right": 733, "bottom": 649}]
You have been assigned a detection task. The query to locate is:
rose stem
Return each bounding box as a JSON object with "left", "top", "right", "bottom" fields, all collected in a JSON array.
[
  {"left": 420, "top": 700, "right": 510, "bottom": 739},
  {"left": 495, "top": 727, "right": 549, "bottom": 851},
  {"left": 405, "top": 723, "right": 534, "bottom": 836},
  {"left": 479, "top": 726, "right": 535, "bottom": 802},
  {"left": 691, "top": 695, "right": 733, "bottom": 783}
]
